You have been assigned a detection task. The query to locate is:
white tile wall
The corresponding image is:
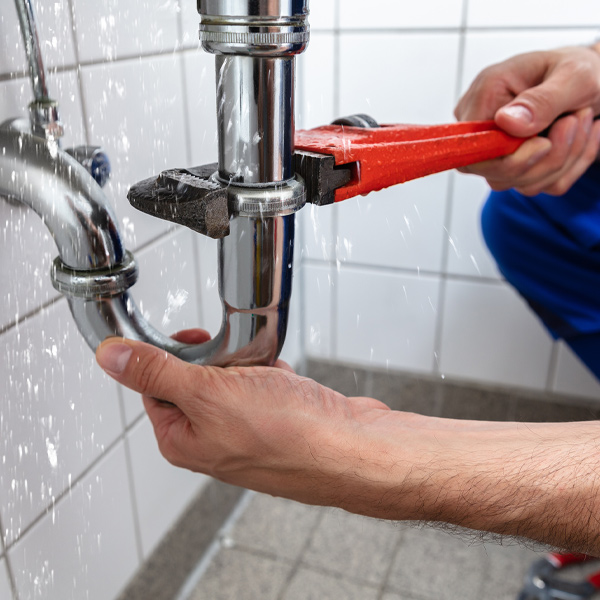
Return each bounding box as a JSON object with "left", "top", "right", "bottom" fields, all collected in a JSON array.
[
  {"left": 9, "top": 442, "right": 139, "bottom": 600},
  {"left": 467, "top": 0, "right": 600, "bottom": 28},
  {"left": 339, "top": 33, "right": 460, "bottom": 124},
  {"left": 303, "top": 263, "right": 333, "bottom": 358},
  {"left": 72, "top": 0, "right": 180, "bottom": 62},
  {"left": 340, "top": 0, "right": 463, "bottom": 29},
  {"left": 446, "top": 172, "right": 500, "bottom": 279},
  {"left": 337, "top": 173, "right": 449, "bottom": 272},
  {"left": 128, "top": 416, "right": 207, "bottom": 558},
  {"left": 0, "top": 300, "right": 123, "bottom": 545},
  {"left": 0, "top": 558, "right": 13, "bottom": 600},
  {"left": 553, "top": 342, "right": 600, "bottom": 400},
  {"left": 2, "top": 1, "right": 600, "bottom": 598},
  {"left": 336, "top": 267, "right": 440, "bottom": 372},
  {"left": 439, "top": 280, "right": 554, "bottom": 389},
  {"left": 80, "top": 55, "right": 188, "bottom": 250}
]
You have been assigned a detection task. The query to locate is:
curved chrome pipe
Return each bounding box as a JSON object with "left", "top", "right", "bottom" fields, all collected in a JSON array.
[{"left": 0, "top": 125, "right": 294, "bottom": 366}]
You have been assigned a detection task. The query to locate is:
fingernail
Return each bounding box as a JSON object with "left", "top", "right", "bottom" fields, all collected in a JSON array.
[
  {"left": 583, "top": 108, "right": 594, "bottom": 135},
  {"left": 566, "top": 120, "right": 578, "bottom": 146},
  {"left": 97, "top": 342, "right": 132, "bottom": 375},
  {"left": 501, "top": 104, "right": 534, "bottom": 124},
  {"left": 527, "top": 141, "right": 552, "bottom": 166}
]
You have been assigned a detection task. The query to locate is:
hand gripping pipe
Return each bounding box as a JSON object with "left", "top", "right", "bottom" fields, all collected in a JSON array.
[{"left": 1, "top": 0, "right": 309, "bottom": 367}]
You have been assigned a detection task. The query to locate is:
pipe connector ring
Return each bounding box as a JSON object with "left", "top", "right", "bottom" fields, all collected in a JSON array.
[
  {"left": 224, "top": 175, "right": 306, "bottom": 218},
  {"left": 51, "top": 251, "right": 138, "bottom": 299}
]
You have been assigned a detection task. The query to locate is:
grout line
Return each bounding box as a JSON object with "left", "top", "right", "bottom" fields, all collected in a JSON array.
[
  {"left": 0, "top": 514, "right": 19, "bottom": 600},
  {"left": 304, "top": 257, "right": 506, "bottom": 286},
  {"left": 122, "top": 426, "right": 145, "bottom": 565},
  {"left": 173, "top": 490, "right": 256, "bottom": 600},
  {"left": 66, "top": 0, "right": 91, "bottom": 145},
  {"left": 376, "top": 528, "right": 407, "bottom": 600},
  {"left": 1, "top": 24, "right": 599, "bottom": 82},
  {"left": 275, "top": 510, "right": 326, "bottom": 600},
  {"left": 3, "top": 409, "right": 148, "bottom": 554}
]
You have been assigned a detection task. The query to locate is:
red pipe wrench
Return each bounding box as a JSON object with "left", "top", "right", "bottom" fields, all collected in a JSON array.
[{"left": 294, "top": 114, "right": 526, "bottom": 205}]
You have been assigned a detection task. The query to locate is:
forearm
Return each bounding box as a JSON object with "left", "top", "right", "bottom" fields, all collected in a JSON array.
[{"left": 330, "top": 415, "right": 600, "bottom": 554}]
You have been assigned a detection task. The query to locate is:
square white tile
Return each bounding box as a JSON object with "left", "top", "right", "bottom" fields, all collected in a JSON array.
[
  {"left": 179, "top": 0, "right": 202, "bottom": 48},
  {"left": 128, "top": 416, "right": 208, "bottom": 557},
  {"left": 81, "top": 55, "right": 188, "bottom": 250},
  {"left": 461, "top": 30, "right": 600, "bottom": 97},
  {"left": 553, "top": 342, "right": 600, "bottom": 400},
  {"left": 298, "top": 203, "right": 336, "bottom": 262},
  {"left": 340, "top": 0, "right": 463, "bottom": 29},
  {"left": 0, "top": 0, "right": 76, "bottom": 75},
  {"left": 337, "top": 172, "right": 450, "bottom": 272},
  {"left": 467, "top": 1, "right": 600, "bottom": 27},
  {"left": 183, "top": 50, "right": 219, "bottom": 167},
  {"left": 297, "top": 32, "right": 336, "bottom": 129},
  {"left": 0, "top": 300, "right": 123, "bottom": 545},
  {"left": 9, "top": 442, "right": 139, "bottom": 600},
  {"left": 339, "top": 33, "right": 461, "bottom": 124},
  {"left": 72, "top": 0, "right": 180, "bottom": 62},
  {"left": 121, "top": 229, "right": 202, "bottom": 426},
  {"left": 445, "top": 172, "right": 501, "bottom": 279},
  {"left": 303, "top": 263, "right": 334, "bottom": 358},
  {"left": 439, "top": 280, "right": 554, "bottom": 389},
  {"left": 336, "top": 267, "right": 440, "bottom": 372},
  {"left": 309, "top": 0, "right": 336, "bottom": 30},
  {"left": 0, "top": 558, "right": 13, "bottom": 600}
]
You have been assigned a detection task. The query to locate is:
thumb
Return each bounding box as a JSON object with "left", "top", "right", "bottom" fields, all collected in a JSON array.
[
  {"left": 96, "top": 337, "right": 198, "bottom": 404},
  {"left": 495, "top": 68, "right": 587, "bottom": 137}
]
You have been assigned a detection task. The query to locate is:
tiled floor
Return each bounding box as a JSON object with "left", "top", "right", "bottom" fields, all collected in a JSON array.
[{"left": 182, "top": 361, "right": 600, "bottom": 600}]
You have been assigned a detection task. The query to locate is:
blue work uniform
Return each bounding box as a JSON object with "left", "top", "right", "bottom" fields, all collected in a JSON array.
[{"left": 481, "top": 162, "right": 600, "bottom": 380}]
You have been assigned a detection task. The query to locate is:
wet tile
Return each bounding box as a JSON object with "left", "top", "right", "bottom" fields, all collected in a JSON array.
[
  {"left": 440, "top": 383, "right": 514, "bottom": 421},
  {"left": 282, "top": 568, "right": 379, "bottom": 600},
  {"left": 306, "top": 360, "right": 370, "bottom": 397},
  {"left": 302, "top": 508, "right": 400, "bottom": 586},
  {"left": 188, "top": 548, "right": 292, "bottom": 600},
  {"left": 370, "top": 370, "right": 441, "bottom": 415},
  {"left": 230, "top": 494, "right": 322, "bottom": 562}
]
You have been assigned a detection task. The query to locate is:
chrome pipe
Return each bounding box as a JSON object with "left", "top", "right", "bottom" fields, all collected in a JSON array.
[
  {"left": 216, "top": 55, "right": 295, "bottom": 184},
  {"left": 0, "top": 124, "right": 294, "bottom": 366},
  {"left": 14, "top": 0, "right": 49, "bottom": 102}
]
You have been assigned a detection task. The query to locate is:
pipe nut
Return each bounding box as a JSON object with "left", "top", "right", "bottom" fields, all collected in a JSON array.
[{"left": 51, "top": 251, "right": 138, "bottom": 299}]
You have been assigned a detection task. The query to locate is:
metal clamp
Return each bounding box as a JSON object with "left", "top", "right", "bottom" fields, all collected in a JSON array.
[{"left": 51, "top": 251, "right": 138, "bottom": 299}]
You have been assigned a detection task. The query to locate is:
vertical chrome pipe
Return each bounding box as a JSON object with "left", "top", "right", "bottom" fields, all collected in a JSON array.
[
  {"left": 14, "top": 0, "right": 49, "bottom": 102},
  {"left": 216, "top": 55, "right": 295, "bottom": 184}
]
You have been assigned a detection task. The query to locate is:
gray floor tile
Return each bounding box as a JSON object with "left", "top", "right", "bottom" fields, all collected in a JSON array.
[
  {"left": 513, "top": 397, "right": 598, "bottom": 422},
  {"left": 439, "top": 383, "right": 514, "bottom": 421},
  {"left": 302, "top": 508, "right": 401, "bottom": 586},
  {"left": 188, "top": 548, "right": 292, "bottom": 600},
  {"left": 306, "top": 360, "right": 370, "bottom": 397},
  {"left": 281, "top": 567, "right": 379, "bottom": 600},
  {"left": 370, "top": 371, "right": 441, "bottom": 415},
  {"left": 478, "top": 542, "right": 542, "bottom": 600},
  {"left": 386, "top": 527, "right": 491, "bottom": 600},
  {"left": 230, "top": 493, "right": 322, "bottom": 561}
]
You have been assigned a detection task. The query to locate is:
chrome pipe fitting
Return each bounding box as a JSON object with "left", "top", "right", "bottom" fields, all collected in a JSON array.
[{"left": 14, "top": 0, "right": 64, "bottom": 141}]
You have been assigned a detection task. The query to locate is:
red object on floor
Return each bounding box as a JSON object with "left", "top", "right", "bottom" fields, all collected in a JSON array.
[{"left": 294, "top": 120, "right": 526, "bottom": 202}]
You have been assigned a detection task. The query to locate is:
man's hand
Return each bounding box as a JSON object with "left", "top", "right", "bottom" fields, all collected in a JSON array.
[
  {"left": 455, "top": 44, "right": 600, "bottom": 196},
  {"left": 96, "top": 333, "right": 600, "bottom": 555}
]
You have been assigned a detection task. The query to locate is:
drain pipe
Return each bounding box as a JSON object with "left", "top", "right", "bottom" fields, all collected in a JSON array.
[{"left": 2, "top": 0, "right": 309, "bottom": 367}]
